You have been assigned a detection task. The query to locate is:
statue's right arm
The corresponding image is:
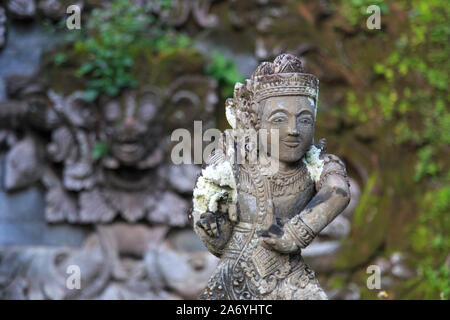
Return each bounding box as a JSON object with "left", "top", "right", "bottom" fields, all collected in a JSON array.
[{"left": 193, "top": 209, "right": 233, "bottom": 258}]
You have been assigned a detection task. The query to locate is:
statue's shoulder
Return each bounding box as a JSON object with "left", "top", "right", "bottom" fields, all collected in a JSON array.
[
  {"left": 320, "top": 152, "right": 346, "bottom": 170},
  {"left": 316, "top": 151, "right": 349, "bottom": 190},
  {"left": 303, "top": 139, "right": 348, "bottom": 189}
]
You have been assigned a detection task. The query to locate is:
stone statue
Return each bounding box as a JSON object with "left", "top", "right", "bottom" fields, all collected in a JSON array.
[{"left": 191, "top": 53, "right": 351, "bottom": 300}]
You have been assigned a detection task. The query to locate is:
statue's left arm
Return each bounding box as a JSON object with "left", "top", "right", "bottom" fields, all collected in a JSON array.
[{"left": 260, "top": 153, "right": 351, "bottom": 253}]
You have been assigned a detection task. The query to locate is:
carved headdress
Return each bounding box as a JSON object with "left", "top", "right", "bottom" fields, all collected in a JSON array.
[{"left": 225, "top": 53, "right": 319, "bottom": 130}]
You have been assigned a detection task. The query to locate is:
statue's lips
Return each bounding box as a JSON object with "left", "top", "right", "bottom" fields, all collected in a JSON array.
[
  {"left": 119, "top": 144, "right": 139, "bottom": 153},
  {"left": 281, "top": 140, "right": 300, "bottom": 147},
  {"left": 112, "top": 143, "right": 145, "bottom": 164}
]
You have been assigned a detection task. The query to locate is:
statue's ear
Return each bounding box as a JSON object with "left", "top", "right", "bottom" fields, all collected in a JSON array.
[{"left": 64, "top": 91, "right": 98, "bottom": 129}]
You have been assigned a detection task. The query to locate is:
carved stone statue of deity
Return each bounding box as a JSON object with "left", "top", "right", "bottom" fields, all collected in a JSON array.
[{"left": 191, "top": 53, "right": 351, "bottom": 300}]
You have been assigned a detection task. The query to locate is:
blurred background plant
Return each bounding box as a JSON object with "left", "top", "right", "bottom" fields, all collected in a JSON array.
[
  {"left": 50, "top": 0, "right": 242, "bottom": 101},
  {"left": 332, "top": 0, "right": 449, "bottom": 299},
  {"left": 54, "top": 0, "right": 193, "bottom": 101}
]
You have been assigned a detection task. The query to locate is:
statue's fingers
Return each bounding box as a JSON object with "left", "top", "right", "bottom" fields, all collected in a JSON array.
[
  {"left": 195, "top": 220, "right": 207, "bottom": 234},
  {"left": 210, "top": 220, "right": 219, "bottom": 237},
  {"left": 260, "top": 236, "right": 277, "bottom": 248},
  {"left": 205, "top": 213, "right": 218, "bottom": 237},
  {"left": 258, "top": 237, "right": 272, "bottom": 250},
  {"left": 256, "top": 229, "right": 268, "bottom": 237},
  {"left": 196, "top": 219, "right": 213, "bottom": 237}
]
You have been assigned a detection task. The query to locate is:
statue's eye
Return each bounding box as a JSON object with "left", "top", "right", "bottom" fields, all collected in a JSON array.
[
  {"left": 138, "top": 101, "right": 157, "bottom": 122},
  {"left": 138, "top": 91, "right": 160, "bottom": 121},
  {"left": 272, "top": 117, "right": 286, "bottom": 123},
  {"left": 104, "top": 101, "right": 122, "bottom": 122},
  {"left": 299, "top": 118, "right": 312, "bottom": 125}
]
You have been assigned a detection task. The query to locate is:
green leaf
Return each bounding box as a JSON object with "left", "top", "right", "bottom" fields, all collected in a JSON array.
[
  {"left": 53, "top": 53, "right": 67, "bottom": 66},
  {"left": 84, "top": 90, "right": 99, "bottom": 102},
  {"left": 92, "top": 141, "right": 109, "bottom": 160}
]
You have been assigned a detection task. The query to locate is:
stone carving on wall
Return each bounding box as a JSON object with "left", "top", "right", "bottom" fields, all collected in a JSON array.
[
  {"left": 0, "top": 73, "right": 216, "bottom": 224},
  {"left": 0, "top": 67, "right": 219, "bottom": 298},
  {"left": 0, "top": 7, "right": 6, "bottom": 49},
  {"left": 0, "top": 223, "right": 218, "bottom": 299}
]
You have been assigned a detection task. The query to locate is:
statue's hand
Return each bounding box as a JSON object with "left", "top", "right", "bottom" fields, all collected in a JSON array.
[
  {"left": 196, "top": 211, "right": 220, "bottom": 238},
  {"left": 257, "top": 224, "right": 299, "bottom": 254}
]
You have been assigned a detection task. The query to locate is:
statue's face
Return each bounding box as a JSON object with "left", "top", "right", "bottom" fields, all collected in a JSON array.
[
  {"left": 260, "top": 95, "right": 315, "bottom": 164},
  {"left": 100, "top": 89, "right": 161, "bottom": 166}
]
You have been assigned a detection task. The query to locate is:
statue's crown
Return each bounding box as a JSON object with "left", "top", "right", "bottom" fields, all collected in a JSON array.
[
  {"left": 225, "top": 53, "right": 319, "bottom": 130},
  {"left": 250, "top": 53, "right": 319, "bottom": 102}
]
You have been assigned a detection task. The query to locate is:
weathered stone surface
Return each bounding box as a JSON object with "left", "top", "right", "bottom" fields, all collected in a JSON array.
[
  {"left": 166, "top": 164, "right": 201, "bottom": 194},
  {"left": 148, "top": 191, "right": 189, "bottom": 227},
  {"left": 0, "top": 23, "right": 53, "bottom": 101},
  {"left": 145, "top": 230, "right": 219, "bottom": 299},
  {"left": 0, "top": 7, "right": 6, "bottom": 50},
  {"left": 38, "top": 0, "right": 82, "bottom": 20},
  {"left": 6, "top": 0, "right": 36, "bottom": 19},
  {"left": 150, "top": 248, "right": 218, "bottom": 299},
  {"left": 4, "top": 136, "right": 43, "bottom": 191},
  {"left": 0, "top": 224, "right": 185, "bottom": 299},
  {"left": 0, "top": 155, "right": 90, "bottom": 247},
  {"left": 319, "top": 215, "right": 351, "bottom": 239},
  {"left": 79, "top": 188, "right": 116, "bottom": 223}
]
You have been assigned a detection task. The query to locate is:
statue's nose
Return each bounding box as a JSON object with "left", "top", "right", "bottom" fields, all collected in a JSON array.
[
  {"left": 287, "top": 119, "right": 299, "bottom": 136},
  {"left": 124, "top": 115, "right": 136, "bottom": 132}
]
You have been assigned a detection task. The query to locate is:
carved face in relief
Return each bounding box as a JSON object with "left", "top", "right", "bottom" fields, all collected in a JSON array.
[
  {"left": 100, "top": 89, "right": 161, "bottom": 166},
  {"left": 259, "top": 95, "right": 315, "bottom": 164}
]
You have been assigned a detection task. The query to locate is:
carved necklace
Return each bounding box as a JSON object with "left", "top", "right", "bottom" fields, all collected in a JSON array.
[{"left": 266, "top": 162, "right": 311, "bottom": 197}]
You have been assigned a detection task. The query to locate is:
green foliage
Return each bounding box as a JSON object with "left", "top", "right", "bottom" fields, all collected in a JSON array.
[
  {"left": 339, "top": 0, "right": 449, "bottom": 183},
  {"left": 206, "top": 52, "right": 244, "bottom": 98},
  {"left": 352, "top": 173, "right": 377, "bottom": 227},
  {"left": 53, "top": 53, "right": 68, "bottom": 66},
  {"left": 68, "top": 0, "right": 190, "bottom": 101},
  {"left": 336, "top": 0, "right": 449, "bottom": 299},
  {"left": 410, "top": 186, "right": 450, "bottom": 299},
  {"left": 92, "top": 141, "right": 109, "bottom": 160},
  {"left": 51, "top": 0, "right": 241, "bottom": 102},
  {"left": 414, "top": 146, "right": 442, "bottom": 182},
  {"left": 338, "top": 0, "right": 389, "bottom": 27}
]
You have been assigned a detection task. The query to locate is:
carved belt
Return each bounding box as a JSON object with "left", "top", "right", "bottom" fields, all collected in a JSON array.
[
  {"left": 222, "top": 221, "right": 291, "bottom": 280},
  {"left": 233, "top": 221, "right": 253, "bottom": 232},
  {"left": 221, "top": 222, "right": 253, "bottom": 260},
  {"left": 250, "top": 243, "right": 290, "bottom": 279}
]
